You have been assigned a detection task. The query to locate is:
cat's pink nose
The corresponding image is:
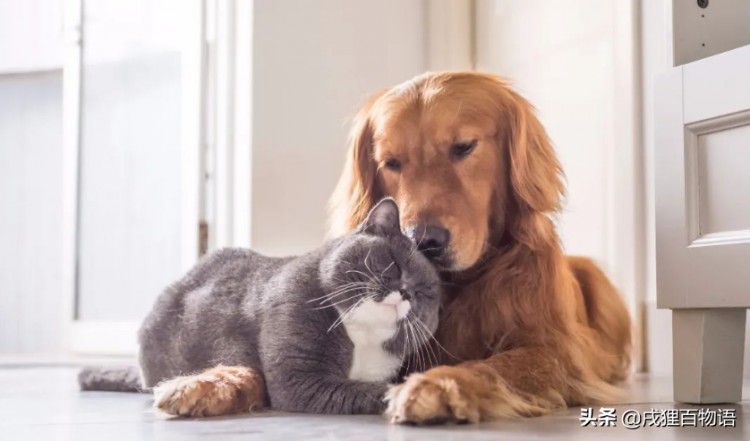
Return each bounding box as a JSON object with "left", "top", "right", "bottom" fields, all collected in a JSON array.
[
  {"left": 396, "top": 299, "right": 411, "bottom": 319},
  {"left": 382, "top": 291, "right": 411, "bottom": 318}
]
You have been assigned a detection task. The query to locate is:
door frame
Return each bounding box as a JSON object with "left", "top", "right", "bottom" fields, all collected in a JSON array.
[
  {"left": 611, "top": 0, "right": 645, "bottom": 371},
  {"left": 61, "top": 0, "right": 206, "bottom": 355},
  {"left": 205, "top": 0, "right": 254, "bottom": 250}
]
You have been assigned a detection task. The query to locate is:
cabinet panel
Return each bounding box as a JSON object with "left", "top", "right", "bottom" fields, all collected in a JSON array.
[
  {"left": 655, "top": 48, "right": 750, "bottom": 309},
  {"left": 696, "top": 122, "right": 750, "bottom": 238}
]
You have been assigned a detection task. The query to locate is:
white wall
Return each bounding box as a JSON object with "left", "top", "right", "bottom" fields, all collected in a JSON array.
[
  {"left": 250, "top": 0, "right": 428, "bottom": 256},
  {"left": 640, "top": 0, "right": 672, "bottom": 377},
  {"left": 475, "top": 0, "right": 634, "bottom": 296},
  {"left": 0, "top": 0, "right": 62, "bottom": 73}
]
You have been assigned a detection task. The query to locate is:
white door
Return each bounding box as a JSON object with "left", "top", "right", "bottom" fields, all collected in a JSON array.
[
  {"left": 62, "top": 0, "right": 204, "bottom": 355},
  {"left": 655, "top": 44, "right": 750, "bottom": 403}
]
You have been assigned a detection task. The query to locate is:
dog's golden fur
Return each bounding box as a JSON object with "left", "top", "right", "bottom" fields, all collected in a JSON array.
[{"left": 330, "top": 72, "right": 632, "bottom": 423}]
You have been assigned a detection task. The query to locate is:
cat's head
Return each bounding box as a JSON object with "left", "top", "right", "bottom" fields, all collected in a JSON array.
[{"left": 319, "top": 198, "right": 441, "bottom": 349}]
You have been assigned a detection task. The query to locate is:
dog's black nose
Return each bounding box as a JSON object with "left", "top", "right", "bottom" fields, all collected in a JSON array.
[{"left": 405, "top": 224, "right": 450, "bottom": 260}]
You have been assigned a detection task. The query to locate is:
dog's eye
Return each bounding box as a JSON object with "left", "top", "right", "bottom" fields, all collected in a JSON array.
[
  {"left": 450, "top": 140, "right": 478, "bottom": 160},
  {"left": 383, "top": 158, "right": 402, "bottom": 172}
]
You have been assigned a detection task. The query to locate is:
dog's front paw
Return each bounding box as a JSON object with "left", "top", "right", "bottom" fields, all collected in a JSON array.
[
  {"left": 385, "top": 370, "right": 480, "bottom": 425},
  {"left": 153, "top": 366, "right": 264, "bottom": 417}
]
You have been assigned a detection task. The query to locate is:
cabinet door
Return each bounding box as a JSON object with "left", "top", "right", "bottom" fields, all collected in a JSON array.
[{"left": 655, "top": 45, "right": 750, "bottom": 309}]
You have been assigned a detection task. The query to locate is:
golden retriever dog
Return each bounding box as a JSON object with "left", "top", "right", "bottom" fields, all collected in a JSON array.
[{"left": 329, "top": 71, "right": 632, "bottom": 423}]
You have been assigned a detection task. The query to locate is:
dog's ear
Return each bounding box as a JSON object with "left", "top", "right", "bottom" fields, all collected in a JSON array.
[
  {"left": 327, "top": 91, "right": 386, "bottom": 237},
  {"left": 503, "top": 88, "right": 564, "bottom": 215}
]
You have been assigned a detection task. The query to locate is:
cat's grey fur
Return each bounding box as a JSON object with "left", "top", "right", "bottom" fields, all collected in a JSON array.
[{"left": 79, "top": 198, "right": 441, "bottom": 414}]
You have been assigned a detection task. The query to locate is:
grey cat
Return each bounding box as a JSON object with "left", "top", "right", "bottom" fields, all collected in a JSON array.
[{"left": 79, "top": 198, "right": 441, "bottom": 415}]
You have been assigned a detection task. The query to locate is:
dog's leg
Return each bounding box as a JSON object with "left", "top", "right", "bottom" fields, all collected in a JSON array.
[
  {"left": 153, "top": 365, "right": 266, "bottom": 417},
  {"left": 385, "top": 345, "right": 624, "bottom": 424}
]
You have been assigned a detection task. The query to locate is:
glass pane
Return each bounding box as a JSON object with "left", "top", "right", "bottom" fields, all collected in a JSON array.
[{"left": 77, "top": 0, "right": 186, "bottom": 321}]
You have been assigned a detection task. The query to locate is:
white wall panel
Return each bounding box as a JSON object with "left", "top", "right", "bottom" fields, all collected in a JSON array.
[
  {"left": 475, "top": 0, "right": 621, "bottom": 283},
  {"left": 0, "top": 0, "right": 63, "bottom": 73},
  {"left": 250, "top": 0, "right": 427, "bottom": 256},
  {"left": 475, "top": 0, "right": 645, "bottom": 369}
]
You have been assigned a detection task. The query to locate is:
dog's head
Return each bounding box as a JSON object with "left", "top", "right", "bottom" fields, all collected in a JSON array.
[{"left": 330, "top": 72, "right": 564, "bottom": 271}]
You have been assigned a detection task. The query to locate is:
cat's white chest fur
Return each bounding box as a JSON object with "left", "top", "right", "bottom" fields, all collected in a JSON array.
[{"left": 342, "top": 292, "right": 409, "bottom": 382}]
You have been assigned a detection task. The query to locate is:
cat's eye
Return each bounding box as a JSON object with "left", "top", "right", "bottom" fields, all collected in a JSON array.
[
  {"left": 450, "top": 139, "right": 478, "bottom": 161},
  {"left": 383, "top": 157, "right": 402, "bottom": 172},
  {"left": 415, "top": 285, "right": 438, "bottom": 298},
  {"left": 381, "top": 260, "right": 401, "bottom": 282}
]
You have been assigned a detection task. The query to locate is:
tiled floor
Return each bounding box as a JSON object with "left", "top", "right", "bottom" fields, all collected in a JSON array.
[{"left": 0, "top": 366, "right": 748, "bottom": 440}]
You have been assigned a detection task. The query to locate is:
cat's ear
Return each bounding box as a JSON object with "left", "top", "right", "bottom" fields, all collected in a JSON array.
[{"left": 360, "top": 197, "right": 401, "bottom": 236}]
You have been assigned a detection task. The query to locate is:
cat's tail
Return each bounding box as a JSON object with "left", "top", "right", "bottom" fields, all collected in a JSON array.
[{"left": 78, "top": 366, "right": 145, "bottom": 393}]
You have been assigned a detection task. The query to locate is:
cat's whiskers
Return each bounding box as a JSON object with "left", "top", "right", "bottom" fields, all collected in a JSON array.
[
  {"left": 412, "top": 322, "right": 425, "bottom": 373},
  {"left": 407, "top": 232, "right": 425, "bottom": 261},
  {"left": 361, "top": 249, "right": 393, "bottom": 292},
  {"left": 330, "top": 294, "right": 370, "bottom": 331},
  {"left": 379, "top": 261, "right": 395, "bottom": 283},
  {"left": 363, "top": 249, "right": 376, "bottom": 280},
  {"left": 316, "top": 292, "right": 361, "bottom": 307},
  {"left": 326, "top": 292, "right": 376, "bottom": 333},
  {"left": 317, "top": 289, "right": 364, "bottom": 306},
  {"left": 414, "top": 321, "right": 427, "bottom": 373},
  {"left": 399, "top": 320, "right": 410, "bottom": 374},
  {"left": 406, "top": 318, "right": 425, "bottom": 372},
  {"left": 331, "top": 275, "right": 358, "bottom": 285},
  {"left": 405, "top": 319, "right": 424, "bottom": 373},
  {"left": 345, "top": 269, "right": 381, "bottom": 287},
  {"left": 411, "top": 319, "right": 439, "bottom": 369},
  {"left": 323, "top": 280, "right": 369, "bottom": 294},
  {"left": 400, "top": 318, "right": 415, "bottom": 376},
  {"left": 405, "top": 225, "right": 429, "bottom": 262},
  {"left": 306, "top": 282, "right": 370, "bottom": 305},
  {"left": 365, "top": 264, "right": 387, "bottom": 293},
  {"left": 344, "top": 268, "right": 376, "bottom": 282},
  {"left": 401, "top": 319, "right": 414, "bottom": 372},
  {"left": 407, "top": 245, "right": 419, "bottom": 261},
  {"left": 413, "top": 316, "right": 461, "bottom": 362},
  {"left": 311, "top": 293, "right": 365, "bottom": 310}
]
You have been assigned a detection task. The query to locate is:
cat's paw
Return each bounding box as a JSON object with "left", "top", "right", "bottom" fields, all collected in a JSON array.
[
  {"left": 384, "top": 370, "right": 480, "bottom": 424},
  {"left": 153, "top": 365, "right": 265, "bottom": 417}
]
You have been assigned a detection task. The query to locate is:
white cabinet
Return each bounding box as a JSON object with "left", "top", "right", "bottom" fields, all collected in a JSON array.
[{"left": 655, "top": 44, "right": 750, "bottom": 403}]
